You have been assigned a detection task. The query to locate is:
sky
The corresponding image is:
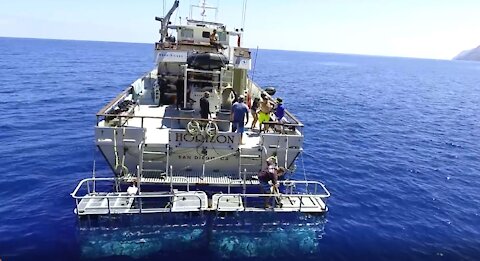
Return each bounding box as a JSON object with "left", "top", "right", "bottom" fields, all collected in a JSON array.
[{"left": 1, "top": 0, "right": 480, "bottom": 59}]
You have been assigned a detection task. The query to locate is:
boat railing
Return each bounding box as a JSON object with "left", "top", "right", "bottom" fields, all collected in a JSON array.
[
  {"left": 280, "top": 180, "right": 331, "bottom": 197},
  {"left": 224, "top": 178, "right": 330, "bottom": 199},
  {"left": 260, "top": 110, "right": 304, "bottom": 134},
  {"left": 71, "top": 177, "right": 204, "bottom": 216},
  {"left": 96, "top": 86, "right": 134, "bottom": 116},
  {"left": 96, "top": 113, "right": 231, "bottom": 128},
  {"left": 96, "top": 69, "right": 153, "bottom": 116},
  {"left": 96, "top": 111, "right": 305, "bottom": 133},
  {"left": 214, "top": 180, "right": 330, "bottom": 212}
]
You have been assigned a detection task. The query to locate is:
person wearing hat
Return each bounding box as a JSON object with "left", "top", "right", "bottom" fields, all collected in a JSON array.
[
  {"left": 200, "top": 91, "right": 211, "bottom": 119},
  {"left": 275, "top": 97, "right": 285, "bottom": 122},
  {"left": 230, "top": 95, "right": 249, "bottom": 144}
]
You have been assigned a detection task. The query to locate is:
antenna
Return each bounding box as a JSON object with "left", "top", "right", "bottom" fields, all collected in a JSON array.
[
  {"left": 241, "top": 0, "right": 248, "bottom": 30},
  {"left": 189, "top": 0, "right": 217, "bottom": 23},
  {"left": 200, "top": 0, "right": 207, "bottom": 21},
  {"left": 163, "top": 0, "right": 166, "bottom": 16}
]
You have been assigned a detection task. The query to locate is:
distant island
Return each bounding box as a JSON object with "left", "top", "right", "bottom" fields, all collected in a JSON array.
[{"left": 453, "top": 45, "right": 480, "bottom": 61}]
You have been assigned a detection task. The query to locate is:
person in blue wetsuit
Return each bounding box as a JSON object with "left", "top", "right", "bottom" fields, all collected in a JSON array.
[
  {"left": 230, "top": 95, "right": 249, "bottom": 144},
  {"left": 275, "top": 97, "right": 285, "bottom": 122}
]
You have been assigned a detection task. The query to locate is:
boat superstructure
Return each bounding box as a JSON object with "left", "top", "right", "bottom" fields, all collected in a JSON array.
[{"left": 72, "top": 0, "right": 330, "bottom": 216}]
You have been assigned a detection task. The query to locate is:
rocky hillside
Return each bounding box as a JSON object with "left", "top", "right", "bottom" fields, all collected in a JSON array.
[{"left": 453, "top": 45, "right": 480, "bottom": 61}]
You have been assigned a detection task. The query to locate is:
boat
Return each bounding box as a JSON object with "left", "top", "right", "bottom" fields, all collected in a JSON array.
[{"left": 71, "top": 0, "right": 330, "bottom": 216}]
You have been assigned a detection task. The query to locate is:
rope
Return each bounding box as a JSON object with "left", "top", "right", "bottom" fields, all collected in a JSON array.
[
  {"left": 113, "top": 129, "right": 119, "bottom": 170},
  {"left": 113, "top": 128, "right": 129, "bottom": 176},
  {"left": 301, "top": 150, "right": 307, "bottom": 182},
  {"left": 251, "top": 46, "right": 259, "bottom": 82},
  {"left": 121, "top": 128, "right": 129, "bottom": 175}
]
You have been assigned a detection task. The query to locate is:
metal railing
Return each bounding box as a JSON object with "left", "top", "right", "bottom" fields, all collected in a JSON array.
[
  {"left": 71, "top": 177, "right": 202, "bottom": 216},
  {"left": 214, "top": 180, "right": 330, "bottom": 212},
  {"left": 96, "top": 113, "right": 231, "bottom": 128}
]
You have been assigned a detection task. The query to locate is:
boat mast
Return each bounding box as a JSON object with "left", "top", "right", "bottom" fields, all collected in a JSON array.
[
  {"left": 189, "top": 0, "right": 218, "bottom": 23},
  {"left": 156, "top": 0, "right": 179, "bottom": 42}
]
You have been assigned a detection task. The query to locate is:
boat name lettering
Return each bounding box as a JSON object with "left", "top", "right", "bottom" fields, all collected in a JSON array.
[
  {"left": 175, "top": 133, "right": 235, "bottom": 144},
  {"left": 158, "top": 53, "right": 184, "bottom": 58},
  {"left": 177, "top": 155, "right": 229, "bottom": 160}
]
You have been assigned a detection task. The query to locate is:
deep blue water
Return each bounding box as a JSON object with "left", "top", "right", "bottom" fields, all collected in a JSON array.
[{"left": 1, "top": 37, "right": 480, "bottom": 261}]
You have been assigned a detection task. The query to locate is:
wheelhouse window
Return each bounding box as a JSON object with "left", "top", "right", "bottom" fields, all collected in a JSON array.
[
  {"left": 202, "top": 31, "right": 211, "bottom": 38},
  {"left": 180, "top": 29, "right": 194, "bottom": 39},
  {"left": 218, "top": 32, "right": 227, "bottom": 42}
]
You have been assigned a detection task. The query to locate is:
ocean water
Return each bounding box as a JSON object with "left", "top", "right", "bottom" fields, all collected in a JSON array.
[{"left": 0, "top": 37, "right": 479, "bottom": 261}]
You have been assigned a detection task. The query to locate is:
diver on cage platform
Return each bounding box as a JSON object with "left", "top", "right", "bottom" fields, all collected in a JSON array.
[{"left": 258, "top": 160, "right": 286, "bottom": 208}]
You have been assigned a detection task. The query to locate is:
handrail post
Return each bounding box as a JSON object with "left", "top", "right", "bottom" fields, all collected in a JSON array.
[
  {"left": 183, "top": 65, "right": 188, "bottom": 109},
  {"left": 166, "top": 144, "right": 170, "bottom": 180},
  {"left": 238, "top": 148, "right": 242, "bottom": 180},
  {"left": 107, "top": 197, "right": 111, "bottom": 215},
  {"left": 170, "top": 165, "right": 173, "bottom": 193},
  {"left": 75, "top": 199, "right": 79, "bottom": 217},
  {"left": 242, "top": 171, "right": 246, "bottom": 195},
  {"left": 299, "top": 195, "right": 302, "bottom": 212}
]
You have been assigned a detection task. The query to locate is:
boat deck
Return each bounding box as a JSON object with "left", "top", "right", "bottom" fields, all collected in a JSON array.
[
  {"left": 124, "top": 172, "right": 260, "bottom": 186},
  {"left": 124, "top": 104, "right": 262, "bottom": 148}
]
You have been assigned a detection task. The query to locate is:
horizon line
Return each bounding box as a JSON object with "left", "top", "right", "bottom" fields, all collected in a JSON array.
[{"left": 0, "top": 35, "right": 452, "bottom": 61}]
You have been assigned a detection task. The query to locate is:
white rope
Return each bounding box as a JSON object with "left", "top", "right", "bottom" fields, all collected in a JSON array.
[
  {"left": 113, "top": 128, "right": 119, "bottom": 168},
  {"left": 113, "top": 128, "right": 129, "bottom": 176},
  {"left": 121, "top": 128, "right": 129, "bottom": 175},
  {"left": 301, "top": 150, "right": 307, "bottom": 182}
]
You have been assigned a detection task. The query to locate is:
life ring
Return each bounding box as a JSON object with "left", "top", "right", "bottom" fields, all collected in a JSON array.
[
  {"left": 187, "top": 120, "right": 201, "bottom": 135},
  {"left": 205, "top": 121, "right": 219, "bottom": 138}
]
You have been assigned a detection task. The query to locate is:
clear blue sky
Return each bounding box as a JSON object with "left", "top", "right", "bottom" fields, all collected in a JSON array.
[{"left": 1, "top": 0, "right": 479, "bottom": 59}]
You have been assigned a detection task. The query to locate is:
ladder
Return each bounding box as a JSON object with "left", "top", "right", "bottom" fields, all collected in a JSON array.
[
  {"left": 238, "top": 148, "right": 261, "bottom": 193},
  {"left": 138, "top": 143, "right": 170, "bottom": 182}
]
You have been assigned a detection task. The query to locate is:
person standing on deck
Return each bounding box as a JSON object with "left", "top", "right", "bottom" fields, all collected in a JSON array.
[
  {"left": 259, "top": 92, "right": 272, "bottom": 132},
  {"left": 200, "top": 92, "right": 211, "bottom": 119},
  {"left": 175, "top": 76, "right": 184, "bottom": 110},
  {"left": 250, "top": 97, "right": 260, "bottom": 130},
  {"left": 157, "top": 74, "right": 167, "bottom": 107},
  {"left": 230, "top": 95, "right": 249, "bottom": 144},
  {"left": 275, "top": 98, "right": 285, "bottom": 122}
]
